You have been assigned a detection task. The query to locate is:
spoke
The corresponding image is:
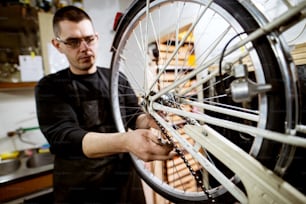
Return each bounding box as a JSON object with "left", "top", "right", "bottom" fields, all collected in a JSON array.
[
  {"left": 197, "top": 26, "right": 232, "bottom": 67},
  {"left": 148, "top": 0, "right": 214, "bottom": 93},
  {"left": 182, "top": 98, "right": 259, "bottom": 122},
  {"left": 200, "top": 99, "right": 258, "bottom": 115},
  {"left": 180, "top": 69, "right": 218, "bottom": 95},
  {"left": 118, "top": 56, "right": 144, "bottom": 95},
  {"left": 153, "top": 103, "right": 306, "bottom": 148}
]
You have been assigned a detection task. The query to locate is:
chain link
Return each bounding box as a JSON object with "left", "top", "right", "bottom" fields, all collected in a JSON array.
[{"left": 153, "top": 95, "right": 215, "bottom": 202}]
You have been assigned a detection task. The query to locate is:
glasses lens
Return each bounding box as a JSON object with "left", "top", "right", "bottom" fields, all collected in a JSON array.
[
  {"left": 65, "top": 39, "right": 81, "bottom": 49},
  {"left": 58, "top": 35, "right": 96, "bottom": 49},
  {"left": 84, "top": 35, "right": 96, "bottom": 45}
]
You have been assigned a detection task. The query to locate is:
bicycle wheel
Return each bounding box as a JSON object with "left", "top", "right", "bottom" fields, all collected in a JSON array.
[{"left": 110, "top": 0, "right": 296, "bottom": 203}]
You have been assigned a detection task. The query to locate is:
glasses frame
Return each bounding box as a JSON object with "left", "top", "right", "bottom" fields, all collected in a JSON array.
[{"left": 56, "top": 34, "right": 97, "bottom": 49}]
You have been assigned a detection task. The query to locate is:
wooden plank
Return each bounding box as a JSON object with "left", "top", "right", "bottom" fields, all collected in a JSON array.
[
  {"left": 292, "top": 52, "right": 306, "bottom": 60},
  {"left": 293, "top": 42, "right": 306, "bottom": 49},
  {"left": 167, "top": 155, "right": 195, "bottom": 169},
  {"left": 170, "top": 173, "right": 196, "bottom": 186},
  {"left": 294, "top": 59, "right": 306, "bottom": 65},
  {"left": 291, "top": 43, "right": 306, "bottom": 65},
  {"left": 160, "top": 48, "right": 190, "bottom": 60},
  {"left": 291, "top": 47, "right": 306, "bottom": 54}
]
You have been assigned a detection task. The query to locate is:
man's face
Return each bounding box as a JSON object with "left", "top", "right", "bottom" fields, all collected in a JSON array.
[{"left": 52, "top": 19, "right": 99, "bottom": 74}]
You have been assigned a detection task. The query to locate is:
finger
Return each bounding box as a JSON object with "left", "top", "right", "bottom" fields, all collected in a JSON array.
[
  {"left": 146, "top": 150, "right": 176, "bottom": 161},
  {"left": 148, "top": 131, "right": 172, "bottom": 147},
  {"left": 157, "top": 137, "right": 174, "bottom": 148},
  {"left": 149, "top": 133, "right": 161, "bottom": 145},
  {"left": 150, "top": 142, "right": 176, "bottom": 156}
]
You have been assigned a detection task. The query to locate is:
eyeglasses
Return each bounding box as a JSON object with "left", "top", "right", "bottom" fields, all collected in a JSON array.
[{"left": 56, "top": 35, "right": 97, "bottom": 49}]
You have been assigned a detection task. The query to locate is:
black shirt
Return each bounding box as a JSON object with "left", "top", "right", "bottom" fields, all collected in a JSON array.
[
  {"left": 35, "top": 67, "right": 145, "bottom": 203},
  {"left": 35, "top": 67, "right": 142, "bottom": 158}
]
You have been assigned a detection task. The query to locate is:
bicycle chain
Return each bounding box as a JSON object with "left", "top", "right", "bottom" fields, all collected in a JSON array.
[{"left": 153, "top": 98, "right": 215, "bottom": 202}]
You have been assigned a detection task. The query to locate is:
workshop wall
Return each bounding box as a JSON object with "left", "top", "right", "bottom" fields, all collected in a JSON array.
[{"left": 0, "top": 0, "right": 133, "bottom": 154}]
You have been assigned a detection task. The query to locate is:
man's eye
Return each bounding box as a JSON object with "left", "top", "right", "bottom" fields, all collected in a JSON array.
[
  {"left": 66, "top": 39, "right": 79, "bottom": 46},
  {"left": 85, "top": 37, "right": 95, "bottom": 43}
]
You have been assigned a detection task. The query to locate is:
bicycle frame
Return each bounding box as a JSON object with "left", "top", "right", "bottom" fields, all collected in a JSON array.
[{"left": 184, "top": 124, "right": 305, "bottom": 204}]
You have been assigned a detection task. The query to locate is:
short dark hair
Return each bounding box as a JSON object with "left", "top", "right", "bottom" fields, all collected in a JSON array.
[{"left": 53, "top": 6, "right": 92, "bottom": 36}]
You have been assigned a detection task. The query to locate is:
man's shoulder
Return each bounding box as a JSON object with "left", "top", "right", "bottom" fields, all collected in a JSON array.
[
  {"left": 97, "top": 67, "right": 128, "bottom": 83},
  {"left": 97, "top": 67, "right": 114, "bottom": 81},
  {"left": 96, "top": 66, "right": 110, "bottom": 74},
  {"left": 37, "top": 68, "right": 70, "bottom": 85}
]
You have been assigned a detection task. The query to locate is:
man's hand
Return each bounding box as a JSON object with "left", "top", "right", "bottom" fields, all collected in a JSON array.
[
  {"left": 125, "top": 129, "right": 176, "bottom": 162},
  {"left": 83, "top": 113, "right": 175, "bottom": 161},
  {"left": 135, "top": 113, "right": 160, "bottom": 129}
]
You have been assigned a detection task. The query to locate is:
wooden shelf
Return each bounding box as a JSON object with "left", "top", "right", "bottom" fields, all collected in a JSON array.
[
  {"left": 0, "top": 172, "right": 53, "bottom": 202},
  {"left": 0, "top": 82, "right": 37, "bottom": 90}
]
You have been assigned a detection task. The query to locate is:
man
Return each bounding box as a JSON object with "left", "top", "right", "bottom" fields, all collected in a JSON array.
[{"left": 35, "top": 6, "right": 174, "bottom": 203}]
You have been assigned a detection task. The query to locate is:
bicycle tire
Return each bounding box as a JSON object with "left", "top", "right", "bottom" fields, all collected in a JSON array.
[{"left": 110, "top": 0, "right": 295, "bottom": 203}]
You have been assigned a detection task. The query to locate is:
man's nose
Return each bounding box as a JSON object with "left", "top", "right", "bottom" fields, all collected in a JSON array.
[{"left": 79, "top": 39, "right": 90, "bottom": 49}]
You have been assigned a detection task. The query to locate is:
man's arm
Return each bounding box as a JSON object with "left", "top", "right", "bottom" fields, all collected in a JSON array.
[
  {"left": 82, "top": 129, "right": 175, "bottom": 161},
  {"left": 35, "top": 74, "right": 87, "bottom": 158}
]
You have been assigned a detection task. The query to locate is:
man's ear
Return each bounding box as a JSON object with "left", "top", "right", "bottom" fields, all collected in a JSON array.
[{"left": 51, "top": 38, "right": 64, "bottom": 53}]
